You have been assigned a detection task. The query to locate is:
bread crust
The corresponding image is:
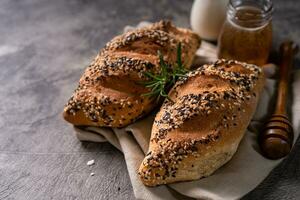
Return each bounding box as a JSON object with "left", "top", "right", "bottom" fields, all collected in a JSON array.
[
  {"left": 63, "top": 21, "right": 200, "bottom": 127},
  {"left": 138, "top": 59, "right": 265, "bottom": 186}
]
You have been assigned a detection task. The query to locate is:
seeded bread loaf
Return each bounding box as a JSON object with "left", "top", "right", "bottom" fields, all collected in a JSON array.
[
  {"left": 138, "top": 59, "right": 265, "bottom": 186},
  {"left": 63, "top": 21, "right": 200, "bottom": 127}
]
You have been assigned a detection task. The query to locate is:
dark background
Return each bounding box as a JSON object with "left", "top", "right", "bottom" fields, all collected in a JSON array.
[{"left": 0, "top": 0, "right": 299, "bottom": 199}]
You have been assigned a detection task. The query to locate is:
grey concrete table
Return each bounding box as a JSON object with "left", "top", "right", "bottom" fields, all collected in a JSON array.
[{"left": 0, "top": 0, "right": 300, "bottom": 199}]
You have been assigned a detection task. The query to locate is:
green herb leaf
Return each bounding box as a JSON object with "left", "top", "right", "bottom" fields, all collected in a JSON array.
[{"left": 141, "top": 42, "right": 188, "bottom": 101}]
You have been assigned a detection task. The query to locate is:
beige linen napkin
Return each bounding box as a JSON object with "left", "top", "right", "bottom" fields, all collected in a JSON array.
[{"left": 73, "top": 22, "right": 300, "bottom": 200}]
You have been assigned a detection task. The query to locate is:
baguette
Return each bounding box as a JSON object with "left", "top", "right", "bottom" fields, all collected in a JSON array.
[
  {"left": 63, "top": 21, "right": 200, "bottom": 127},
  {"left": 139, "top": 59, "right": 265, "bottom": 186}
]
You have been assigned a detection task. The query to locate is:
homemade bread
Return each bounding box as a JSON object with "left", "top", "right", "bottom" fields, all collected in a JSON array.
[
  {"left": 63, "top": 21, "right": 200, "bottom": 127},
  {"left": 139, "top": 59, "right": 265, "bottom": 186}
]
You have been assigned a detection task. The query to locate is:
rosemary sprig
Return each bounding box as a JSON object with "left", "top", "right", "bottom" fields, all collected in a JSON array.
[{"left": 142, "top": 43, "right": 188, "bottom": 102}]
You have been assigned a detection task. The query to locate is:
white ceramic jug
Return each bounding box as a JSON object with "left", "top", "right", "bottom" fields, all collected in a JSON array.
[{"left": 190, "top": 0, "right": 229, "bottom": 41}]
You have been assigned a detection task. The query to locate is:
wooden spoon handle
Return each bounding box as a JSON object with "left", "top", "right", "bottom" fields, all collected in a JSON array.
[{"left": 276, "top": 41, "right": 299, "bottom": 114}]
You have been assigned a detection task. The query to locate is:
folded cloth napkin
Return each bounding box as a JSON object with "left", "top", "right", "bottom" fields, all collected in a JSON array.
[{"left": 73, "top": 22, "right": 300, "bottom": 200}]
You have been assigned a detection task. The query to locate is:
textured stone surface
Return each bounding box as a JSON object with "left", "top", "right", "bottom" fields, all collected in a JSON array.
[{"left": 0, "top": 0, "right": 299, "bottom": 199}]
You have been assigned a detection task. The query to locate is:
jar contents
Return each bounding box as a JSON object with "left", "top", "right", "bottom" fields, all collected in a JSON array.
[{"left": 218, "top": 1, "right": 273, "bottom": 66}]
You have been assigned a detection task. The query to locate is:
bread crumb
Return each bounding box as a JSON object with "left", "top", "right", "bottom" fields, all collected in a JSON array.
[
  {"left": 87, "top": 160, "right": 95, "bottom": 166},
  {"left": 90, "top": 173, "right": 95, "bottom": 176}
]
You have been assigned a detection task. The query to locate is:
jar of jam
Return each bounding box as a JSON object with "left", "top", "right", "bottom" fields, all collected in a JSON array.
[{"left": 217, "top": 0, "right": 273, "bottom": 66}]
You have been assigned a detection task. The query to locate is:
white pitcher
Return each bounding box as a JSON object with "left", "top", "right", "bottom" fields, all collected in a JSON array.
[{"left": 190, "top": 0, "right": 229, "bottom": 41}]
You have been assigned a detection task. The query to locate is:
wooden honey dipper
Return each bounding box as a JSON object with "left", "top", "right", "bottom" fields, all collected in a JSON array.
[{"left": 259, "top": 41, "right": 299, "bottom": 159}]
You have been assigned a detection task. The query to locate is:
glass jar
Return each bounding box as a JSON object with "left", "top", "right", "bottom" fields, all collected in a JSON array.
[{"left": 217, "top": 0, "right": 273, "bottom": 66}]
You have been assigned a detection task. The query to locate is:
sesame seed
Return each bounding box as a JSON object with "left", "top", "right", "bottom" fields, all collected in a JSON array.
[{"left": 87, "top": 160, "right": 95, "bottom": 166}]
